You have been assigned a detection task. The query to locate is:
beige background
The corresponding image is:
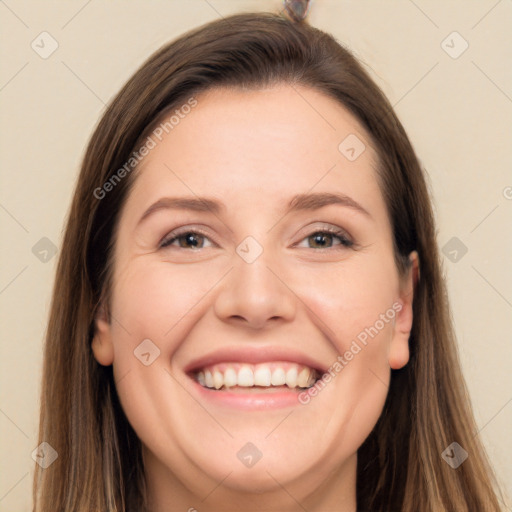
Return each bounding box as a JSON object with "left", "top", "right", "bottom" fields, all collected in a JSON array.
[{"left": 0, "top": 1, "right": 511, "bottom": 510}]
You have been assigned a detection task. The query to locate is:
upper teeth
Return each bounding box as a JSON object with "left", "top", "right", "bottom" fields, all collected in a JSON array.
[{"left": 195, "top": 362, "right": 318, "bottom": 390}]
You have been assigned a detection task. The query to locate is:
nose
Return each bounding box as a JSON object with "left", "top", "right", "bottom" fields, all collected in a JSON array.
[{"left": 213, "top": 249, "right": 297, "bottom": 330}]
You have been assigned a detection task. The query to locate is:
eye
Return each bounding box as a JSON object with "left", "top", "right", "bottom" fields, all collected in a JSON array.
[
  {"left": 159, "top": 226, "right": 354, "bottom": 251},
  {"left": 296, "top": 228, "right": 354, "bottom": 250},
  {"left": 160, "top": 229, "right": 214, "bottom": 250}
]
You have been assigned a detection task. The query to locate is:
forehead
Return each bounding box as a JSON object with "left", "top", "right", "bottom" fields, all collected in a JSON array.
[{"left": 123, "top": 84, "right": 385, "bottom": 222}]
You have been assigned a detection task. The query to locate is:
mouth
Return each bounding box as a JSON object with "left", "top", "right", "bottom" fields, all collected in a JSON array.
[
  {"left": 190, "top": 361, "right": 321, "bottom": 392},
  {"left": 183, "top": 346, "right": 328, "bottom": 409}
]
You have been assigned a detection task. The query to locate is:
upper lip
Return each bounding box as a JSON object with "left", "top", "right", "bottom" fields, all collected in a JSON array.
[{"left": 184, "top": 345, "right": 328, "bottom": 375}]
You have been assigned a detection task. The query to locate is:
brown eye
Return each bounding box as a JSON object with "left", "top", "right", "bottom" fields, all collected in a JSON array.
[
  {"left": 177, "top": 233, "right": 205, "bottom": 248},
  {"left": 308, "top": 232, "right": 334, "bottom": 248},
  {"left": 299, "top": 229, "right": 353, "bottom": 250},
  {"left": 160, "top": 231, "right": 212, "bottom": 249}
]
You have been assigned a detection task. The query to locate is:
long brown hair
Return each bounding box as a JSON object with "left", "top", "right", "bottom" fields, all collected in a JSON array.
[{"left": 33, "top": 12, "right": 504, "bottom": 511}]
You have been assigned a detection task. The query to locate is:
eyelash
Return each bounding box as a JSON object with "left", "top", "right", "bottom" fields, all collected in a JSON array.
[{"left": 159, "top": 226, "right": 354, "bottom": 250}]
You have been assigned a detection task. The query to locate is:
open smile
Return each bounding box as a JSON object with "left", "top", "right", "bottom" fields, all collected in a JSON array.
[{"left": 184, "top": 349, "right": 327, "bottom": 410}]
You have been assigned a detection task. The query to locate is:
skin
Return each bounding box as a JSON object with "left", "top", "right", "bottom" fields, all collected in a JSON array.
[{"left": 92, "top": 84, "right": 419, "bottom": 512}]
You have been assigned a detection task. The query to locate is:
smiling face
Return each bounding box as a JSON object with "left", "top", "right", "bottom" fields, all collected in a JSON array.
[{"left": 92, "top": 84, "right": 417, "bottom": 510}]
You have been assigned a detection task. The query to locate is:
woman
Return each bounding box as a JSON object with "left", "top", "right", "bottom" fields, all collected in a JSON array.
[{"left": 33, "top": 11, "right": 504, "bottom": 512}]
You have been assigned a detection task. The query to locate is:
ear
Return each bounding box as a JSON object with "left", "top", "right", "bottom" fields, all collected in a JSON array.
[
  {"left": 91, "top": 303, "right": 114, "bottom": 366},
  {"left": 388, "top": 251, "right": 420, "bottom": 370}
]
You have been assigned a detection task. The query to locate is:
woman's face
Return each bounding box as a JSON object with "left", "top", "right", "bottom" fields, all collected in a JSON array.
[{"left": 93, "top": 84, "right": 416, "bottom": 508}]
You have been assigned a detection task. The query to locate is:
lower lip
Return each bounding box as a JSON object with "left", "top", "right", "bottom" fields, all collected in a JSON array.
[{"left": 190, "top": 377, "right": 308, "bottom": 410}]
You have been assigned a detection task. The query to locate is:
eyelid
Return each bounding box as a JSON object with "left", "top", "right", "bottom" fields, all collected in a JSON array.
[
  {"left": 159, "top": 222, "right": 355, "bottom": 250},
  {"left": 159, "top": 225, "right": 218, "bottom": 248},
  {"left": 294, "top": 222, "right": 353, "bottom": 241},
  {"left": 293, "top": 224, "right": 354, "bottom": 249}
]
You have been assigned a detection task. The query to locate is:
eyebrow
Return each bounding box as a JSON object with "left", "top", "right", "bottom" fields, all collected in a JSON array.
[{"left": 137, "top": 192, "right": 371, "bottom": 225}]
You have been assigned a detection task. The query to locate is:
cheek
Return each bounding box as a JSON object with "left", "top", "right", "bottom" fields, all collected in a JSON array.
[
  {"left": 105, "top": 261, "right": 226, "bottom": 457},
  {"left": 293, "top": 252, "right": 398, "bottom": 434},
  {"left": 110, "top": 260, "right": 222, "bottom": 353},
  {"left": 296, "top": 253, "right": 399, "bottom": 351}
]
